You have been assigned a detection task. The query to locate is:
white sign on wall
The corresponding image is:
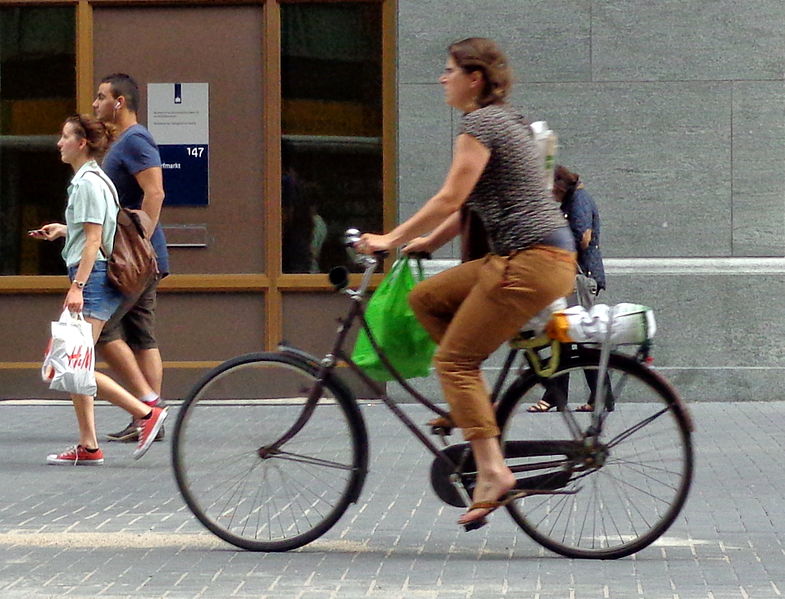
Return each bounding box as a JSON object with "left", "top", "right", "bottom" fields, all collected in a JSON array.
[{"left": 148, "top": 82, "right": 209, "bottom": 206}]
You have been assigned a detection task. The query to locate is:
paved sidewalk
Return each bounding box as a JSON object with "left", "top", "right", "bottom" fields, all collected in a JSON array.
[{"left": 0, "top": 400, "right": 783, "bottom": 599}]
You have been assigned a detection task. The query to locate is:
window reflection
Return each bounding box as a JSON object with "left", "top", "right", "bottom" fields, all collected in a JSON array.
[
  {"left": 0, "top": 6, "right": 75, "bottom": 275},
  {"left": 281, "top": 2, "right": 382, "bottom": 273}
]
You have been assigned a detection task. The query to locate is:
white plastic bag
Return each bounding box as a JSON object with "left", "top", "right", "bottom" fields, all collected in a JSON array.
[
  {"left": 41, "top": 309, "right": 97, "bottom": 395},
  {"left": 545, "top": 303, "right": 657, "bottom": 345},
  {"left": 521, "top": 297, "right": 568, "bottom": 335},
  {"left": 530, "top": 120, "right": 558, "bottom": 191}
]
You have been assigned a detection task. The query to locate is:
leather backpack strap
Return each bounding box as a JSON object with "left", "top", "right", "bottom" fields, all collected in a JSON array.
[{"left": 82, "top": 169, "right": 120, "bottom": 259}]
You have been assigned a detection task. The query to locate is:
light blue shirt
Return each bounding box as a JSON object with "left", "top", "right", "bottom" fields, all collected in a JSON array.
[{"left": 62, "top": 160, "right": 119, "bottom": 267}]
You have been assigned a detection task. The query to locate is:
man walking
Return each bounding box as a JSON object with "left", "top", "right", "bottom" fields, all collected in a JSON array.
[{"left": 93, "top": 73, "right": 169, "bottom": 441}]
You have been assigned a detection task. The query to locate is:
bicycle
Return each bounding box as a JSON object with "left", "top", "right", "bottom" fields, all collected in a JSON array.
[{"left": 171, "top": 229, "right": 694, "bottom": 559}]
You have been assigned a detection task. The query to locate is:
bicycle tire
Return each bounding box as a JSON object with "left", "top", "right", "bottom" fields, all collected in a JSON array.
[
  {"left": 496, "top": 349, "right": 693, "bottom": 559},
  {"left": 172, "top": 351, "right": 368, "bottom": 552}
]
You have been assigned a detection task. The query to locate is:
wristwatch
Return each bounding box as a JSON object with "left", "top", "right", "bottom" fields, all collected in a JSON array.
[{"left": 72, "top": 280, "right": 86, "bottom": 289}]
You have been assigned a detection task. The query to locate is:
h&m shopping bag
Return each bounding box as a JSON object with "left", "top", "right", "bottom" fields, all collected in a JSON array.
[
  {"left": 351, "top": 256, "right": 436, "bottom": 381},
  {"left": 41, "top": 309, "right": 97, "bottom": 395}
]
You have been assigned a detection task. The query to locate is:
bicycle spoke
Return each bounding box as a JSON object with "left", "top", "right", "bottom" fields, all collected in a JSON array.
[
  {"left": 606, "top": 407, "right": 671, "bottom": 448},
  {"left": 267, "top": 450, "right": 356, "bottom": 471},
  {"left": 204, "top": 460, "right": 265, "bottom": 522},
  {"left": 576, "top": 479, "right": 592, "bottom": 547},
  {"left": 598, "top": 465, "right": 674, "bottom": 507},
  {"left": 609, "top": 459, "right": 684, "bottom": 492}
]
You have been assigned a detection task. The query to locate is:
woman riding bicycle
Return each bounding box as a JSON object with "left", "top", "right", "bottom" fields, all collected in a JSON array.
[{"left": 358, "top": 37, "right": 576, "bottom": 529}]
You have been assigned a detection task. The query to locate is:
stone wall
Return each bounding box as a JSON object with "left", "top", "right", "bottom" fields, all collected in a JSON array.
[{"left": 396, "top": 1, "right": 785, "bottom": 402}]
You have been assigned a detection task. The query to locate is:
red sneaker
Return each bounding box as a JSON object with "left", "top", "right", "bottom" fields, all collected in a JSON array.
[
  {"left": 47, "top": 445, "right": 104, "bottom": 466},
  {"left": 133, "top": 406, "right": 168, "bottom": 460}
]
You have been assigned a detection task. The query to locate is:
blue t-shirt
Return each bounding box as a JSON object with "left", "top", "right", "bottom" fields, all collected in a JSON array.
[{"left": 102, "top": 124, "right": 170, "bottom": 276}]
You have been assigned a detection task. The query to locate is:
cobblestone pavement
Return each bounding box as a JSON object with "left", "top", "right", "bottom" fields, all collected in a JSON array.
[{"left": 0, "top": 400, "right": 783, "bottom": 598}]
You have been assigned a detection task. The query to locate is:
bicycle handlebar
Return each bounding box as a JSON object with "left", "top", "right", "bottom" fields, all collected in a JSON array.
[
  {"left": 344, "top": 228, "right": 388, "bottom": 260},
  {"left": 327, "top": 228, "right": 378, "bottom": 295},
  {"left": 344, "top": 228, "right": 361, "bottom": 247},
  {"left": 343, "top": 228, "right": 431, "bottom": 261},
  {"left": 336, "top": 228, "right": 431, "bottom": 296}
]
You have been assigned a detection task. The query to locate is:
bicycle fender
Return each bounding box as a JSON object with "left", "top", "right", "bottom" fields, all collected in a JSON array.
[{"left": 277, "top": 343, "right": 322, "bottom": 369}]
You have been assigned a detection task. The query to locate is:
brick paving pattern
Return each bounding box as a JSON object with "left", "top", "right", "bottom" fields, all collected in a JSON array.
[{"left": 0, "top": 400, "right": 783, "bottom": 598}]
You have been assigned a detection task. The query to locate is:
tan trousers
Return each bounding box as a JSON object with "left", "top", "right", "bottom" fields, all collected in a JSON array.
[{"left": 409, "top": 246, "right": 576, "bottom": 440}]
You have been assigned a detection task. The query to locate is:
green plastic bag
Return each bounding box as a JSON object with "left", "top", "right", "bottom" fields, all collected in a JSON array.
[{"left": 351, "top": 256, "right": 436, "bottom": 381}]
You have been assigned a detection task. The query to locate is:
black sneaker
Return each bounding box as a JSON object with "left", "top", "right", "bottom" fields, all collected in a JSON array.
[
  {"left": 106, "top": 418, "right": 139, "bottom": 442},
  {"left": 106, "top": 398, "right": 167, "bottom": 442}
]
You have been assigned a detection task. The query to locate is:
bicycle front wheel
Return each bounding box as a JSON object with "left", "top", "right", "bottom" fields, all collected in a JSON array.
[
  {"left": 496, "top": 350, "right": 693, "bottom": 559},
  {"left": 172, "top": 352, "right": 368, "bottom": 552}
]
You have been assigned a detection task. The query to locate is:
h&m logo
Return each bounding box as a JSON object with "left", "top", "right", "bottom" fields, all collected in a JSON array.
[{"left": 67, "top": 346, "right": 94, "bottom": 370}]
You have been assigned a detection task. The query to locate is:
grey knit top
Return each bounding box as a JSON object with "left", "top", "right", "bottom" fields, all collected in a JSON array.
[{"left": 459, "top": 104, "right": 566, "bottom": 255}]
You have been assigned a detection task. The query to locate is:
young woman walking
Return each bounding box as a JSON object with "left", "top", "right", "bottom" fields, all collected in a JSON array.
[{"left": 32, "top": 114, "right": 167, "bottom": 465}]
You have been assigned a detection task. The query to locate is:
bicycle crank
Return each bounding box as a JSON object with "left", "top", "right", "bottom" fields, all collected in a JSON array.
[
  {"left": 429, "top": 441, "right": 582, "bottom": 508},
  {"left": 430, "top": 443, "right": 475, "bottom": 507}
]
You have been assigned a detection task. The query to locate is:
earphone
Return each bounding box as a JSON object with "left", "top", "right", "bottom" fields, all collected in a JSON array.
[{"left": 114, "top": 102, "right": 121, "bottom": 109}]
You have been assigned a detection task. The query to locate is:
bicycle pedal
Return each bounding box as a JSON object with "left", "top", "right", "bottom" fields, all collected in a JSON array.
[
  {"left": 462, "top": 517, "right": 488, "bottom": 532},
  {"left": 430, "top": 425, "right": 453, "bottom": 437}
]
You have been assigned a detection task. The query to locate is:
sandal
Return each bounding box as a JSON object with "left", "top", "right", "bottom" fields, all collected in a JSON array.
[
  {"left": 427, "top": 415, "right": 454, "bottom": 428},
  {"left": 527, "top": 399, "right": 557, "bottom": 413},
  {"left": 459, "top": 490, "right": 528, "bottom": 531},
  {"left": 427, "top": 415, "right": 455, "bottom": 437}
]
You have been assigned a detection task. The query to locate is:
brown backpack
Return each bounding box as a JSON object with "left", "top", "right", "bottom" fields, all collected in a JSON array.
[{"left": 88, "top": 170, "right": 158, "bottom": 297}]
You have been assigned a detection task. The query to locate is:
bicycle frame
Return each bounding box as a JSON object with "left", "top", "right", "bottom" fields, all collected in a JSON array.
[
  {"left": 282, "top": 251, "right": 590, "bottom": 480},
  {"left": 272, "top": 240, "right": 649, "bottom": 493},
  {"left": 304, "top": 273, "right": 460, "bottom": 470}
]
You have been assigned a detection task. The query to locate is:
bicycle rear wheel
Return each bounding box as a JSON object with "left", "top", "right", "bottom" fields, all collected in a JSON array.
[
  {"left": 496, "top": 350, "right": 693, "bottom": 559},
  {"left": 172, "top": 352, "right": 368, "bottom": 551}
]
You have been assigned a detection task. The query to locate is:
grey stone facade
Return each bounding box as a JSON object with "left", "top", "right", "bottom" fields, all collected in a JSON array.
[{"left": 397, "top": 1, "right": 785, "bottom": 402}]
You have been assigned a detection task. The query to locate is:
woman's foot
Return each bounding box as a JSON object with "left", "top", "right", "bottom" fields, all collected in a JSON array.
[
  {"left": 527, "top": 398, "right": 556, "bottom": 413},
  {"left": 458, "top": 469, "right": 517, "bottom": 529}
]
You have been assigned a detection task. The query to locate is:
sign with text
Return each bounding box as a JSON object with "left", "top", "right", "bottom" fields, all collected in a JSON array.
[{"left": 148, "top": 82, "right": 209, "bottom": 206}]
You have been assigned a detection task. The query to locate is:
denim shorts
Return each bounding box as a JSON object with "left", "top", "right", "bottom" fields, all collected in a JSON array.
[{"left": 68, "top": 261, "right": 124, "bottom": 322}]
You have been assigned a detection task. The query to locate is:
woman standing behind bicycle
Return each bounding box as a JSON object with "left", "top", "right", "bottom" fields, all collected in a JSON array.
[{"left": 358, "top": 38, "right": 576, "bottom": 529}]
